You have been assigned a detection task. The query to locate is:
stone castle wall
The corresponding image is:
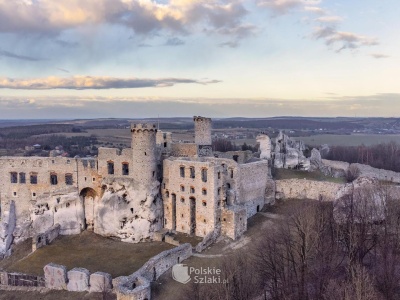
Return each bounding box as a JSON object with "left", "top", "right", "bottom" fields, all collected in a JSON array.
[
  {"left": 275, "top": 179, "right": 344, "bottom": 201},
  {"left": 170, "top": 143, "right": 198, "bottom": 157},
  {"left": 194, "top": 116, "right": 212, "bottom": 146},
  {"left": 237, "top": 160, "right": 270, "bottom": 217}
]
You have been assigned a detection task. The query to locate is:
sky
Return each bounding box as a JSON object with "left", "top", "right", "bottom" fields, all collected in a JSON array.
[{"left": 0, "top": 0, "right": 399, "bottom": 119}]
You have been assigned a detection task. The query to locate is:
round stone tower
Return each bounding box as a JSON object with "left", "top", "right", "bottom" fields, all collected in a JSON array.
[
  {"left": 130, "top": 123, "right": 158, "bottom": 185},
  {"left": 193, "top": 116, "right": 212, "bottom": 146}
]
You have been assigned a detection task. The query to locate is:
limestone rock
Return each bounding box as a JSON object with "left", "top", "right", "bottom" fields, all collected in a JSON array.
[
  {"left": 44, "top": 263, "right": 67, "bottom": 290},
  {"left": 257, "top": 134, "right": 272, "bottom": 160},
  {"left": 95, "top": 177, "right": 163, "bottom": 243},
  {"left": 89, "top": 272, "right": 113, "bottom": 293},
  {"left": 0, "top": 201, "right": 16, "bottom": 258},
  {"left": 310, "top": 148, "right": 322, "bottom": 170},
  {"left": 67, "top": 268, "right": 90, "bottom": 292},
  {"left": 333, "top": 177, "right": 387, "bottom": 224},
  {"left": 273, "top": 131, "right": 310, "bottom": 170}
]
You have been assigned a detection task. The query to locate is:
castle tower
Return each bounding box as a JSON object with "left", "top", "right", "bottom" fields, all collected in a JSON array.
[
  {"left": 194, "top": 116, "right": 212, "bottom": 145},
  {"left": 193, "top": 116, "right": 212, "bottom": 156},
  {"left": 130, "top": 123, "right": 158, "bottom": 185}
]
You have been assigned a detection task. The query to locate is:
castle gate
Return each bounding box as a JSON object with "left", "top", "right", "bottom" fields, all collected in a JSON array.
[{"left": 80, "top": 187, "right": 98, "bottom": 231}]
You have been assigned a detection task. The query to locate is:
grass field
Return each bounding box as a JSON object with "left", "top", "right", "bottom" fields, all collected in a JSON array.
[
  {"left": 273, "top": 169, "right": 346, "bottom": 184},
  {"left": 0, "top": 231, "right": 174, "bottom": 277},
  {"left": 296, "top": 134, "right": 400, "bottom": 147}
]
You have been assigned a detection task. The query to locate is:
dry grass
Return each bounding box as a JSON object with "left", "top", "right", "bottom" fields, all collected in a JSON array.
[
  {"left": 273, "top": 168, "right": 346, "bottom": 184},
  {"left": 151, "top": 212, "right": 274, "bottom": 300},
  {"left": 2, "top": 231, "right": 174, "bottom": 278},
  {"left": 0, "top": 290, "right": 116, "bottom": 300}
]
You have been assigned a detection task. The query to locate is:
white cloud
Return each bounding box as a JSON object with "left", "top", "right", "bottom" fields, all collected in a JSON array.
[
  {"left": 258, "top": 0, "right": 321, "bottom": 15},
  {"left": 0, "top": 75, "right": 220, "bottom": 90},
  {"left": 315, "top": 16, "right": 342, "bottom": 23},
  {"left": 304, "top": 6, "right": 325, "bottom": 15},
  {"left": 0, "top": 0, "right": 251, "bottom": 42}
]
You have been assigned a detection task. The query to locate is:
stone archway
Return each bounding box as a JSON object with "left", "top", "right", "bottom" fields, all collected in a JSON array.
[{"left": 80, "top": 187, "right": 98, "bottom": 231}]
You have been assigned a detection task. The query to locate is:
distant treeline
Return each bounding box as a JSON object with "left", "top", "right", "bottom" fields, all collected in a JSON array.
[
  {"left": 212, "top": 138, "right": 259, "bottom": 152},
  {"left": 0, "top": 124, "right": 81, "bottom": 139},
  {"left": 0, "top": 135, "right": 97, "bottom": 157},
  {"left": 325, "top": 141, "right": 400, "bottom": 172}
]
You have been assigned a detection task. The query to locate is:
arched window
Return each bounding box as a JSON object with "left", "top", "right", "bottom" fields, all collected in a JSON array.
[
  {"left": 180, "top": 166, "right": 185, "bottom": 178},
  {"left": 190, "top": 187, "right": 195, "bottom": 194},
  {"left": 180, "top": 185, "right": 185, "bottom": 192},
  {"left": 202, "top": 188, "right": 207, "bottom": 195},
  {"left": 180, "top": 197, "right": 185, "bottom": 203}
]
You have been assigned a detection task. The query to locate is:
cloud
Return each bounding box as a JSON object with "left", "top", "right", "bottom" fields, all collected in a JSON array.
[
  {"left": 0, "top": 0, "right": 251, "bottom": 42},
  {"left": 370, "top": 53, "right": 390, "bottom": 59},
  {"left": 0, "top": 49, "right": 44, "bottom": 61},
  {"left": 56, "top": 67, "right": 70, "bottom": 73},
  {"left": 0, "top": 76, "right": 221, "bottom": 90},
  {"left": 219, "top": 41, "right": 239, "bottom": 48},
  {"left": 312, "top": 26, "right": 379, "bottom": 51},
  {"left": 258, "top": 0, "right": 321, "bottom": 15},
  {"left": 304, "top": 6, "right": 325, "bottom": 15},
  {"left": 315, "top": 16, "right": 342, "bottom": 23},
  {"left": 164, "top": 37, "right": 185, "bottom": 46}
]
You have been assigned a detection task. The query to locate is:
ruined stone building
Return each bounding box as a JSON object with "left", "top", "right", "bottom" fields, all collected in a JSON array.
[{"left": 0, "top": 116, "right": 273, "bottom": 257}]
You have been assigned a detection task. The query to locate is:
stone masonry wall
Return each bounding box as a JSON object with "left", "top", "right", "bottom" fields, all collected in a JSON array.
[
  {"left": 194, "top": 116, "right": 212, "bottom": 146},
  {"left": 275, "top": 179, "right": 344, "bottom": 201},
  {"left": 170, "top": 143, "right": 198, "bottom": 157}
]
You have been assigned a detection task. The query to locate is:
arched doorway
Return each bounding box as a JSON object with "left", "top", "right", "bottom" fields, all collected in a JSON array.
[{"left": 80, "top": 188, "right": 98, "bottom": 231}]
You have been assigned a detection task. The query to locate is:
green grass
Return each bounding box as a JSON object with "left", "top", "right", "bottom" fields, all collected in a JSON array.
[
  {"left": 2, "top": 231, "right": 174, "bottom": 277},
  {"left": 273, "top": 168, "right": 346, "bottom": 184}
]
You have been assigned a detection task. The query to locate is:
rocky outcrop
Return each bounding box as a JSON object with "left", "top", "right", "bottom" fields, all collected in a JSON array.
[
  {"left": 273, "top": 131, "right": 310, "bottom": 170},
  {"left": 257, "top": 134, "right": 272, "bottom": 160},
  {"left": 351, "top": 163, "right": 400, "bottom": 183},
  {"left": 0, "top": 201, "right": 16, "bottom": 258},
  {"left": 95, "top": 177, "right": 163, "bottom": 243},
  {"left": 310, "top": 148, "right": 322, "bottom": 171},
  {"left": 320, "top": 159, "right": 350, "bottom": 178},
  {"left": 333, "top": 177, "right": 394, "bottom": 223}
]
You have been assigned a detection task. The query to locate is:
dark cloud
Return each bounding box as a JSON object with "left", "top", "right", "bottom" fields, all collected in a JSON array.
[
  {"left": 370, "top": 53, "right": 390, "bottom": 59},
  {"left": 312, "top": 26, "right": 378, "bottom": 52},
  {"left": 164, "top": 37, "right": 185, "bottom": 46},
  {"left": 0, "top": 75, "right": 221, "bottom": 90},
  {"left": 0, "top": 49, "right": 44, "bottom": 61}
]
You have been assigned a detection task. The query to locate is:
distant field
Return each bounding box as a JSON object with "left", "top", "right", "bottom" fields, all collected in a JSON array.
[{"left": 296, "top": 134, "right": 400, "bottom": 147}]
